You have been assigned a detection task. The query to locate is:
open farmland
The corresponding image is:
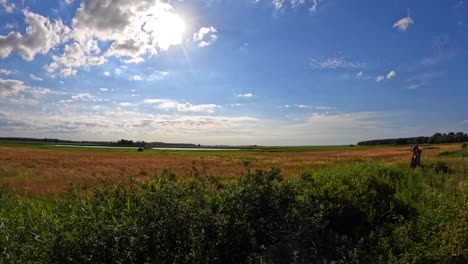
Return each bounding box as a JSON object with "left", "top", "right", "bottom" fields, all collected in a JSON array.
[
  {"left": 0, "top": 142, "right": 467, "bottom": 263},
  {"left": 0, "top": 143, "right": 459, "bottom": 194}
]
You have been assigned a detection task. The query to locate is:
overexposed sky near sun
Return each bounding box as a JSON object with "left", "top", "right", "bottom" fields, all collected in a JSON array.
[{"left": 0, "top": 0, "right": 467, "bottom": 145}]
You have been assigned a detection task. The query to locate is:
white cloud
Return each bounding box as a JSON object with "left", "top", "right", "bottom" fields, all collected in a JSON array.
[
  {"left": 73, "top": 0, "right": 186, "bottom": 57},
  {"left": 123, "top": 56, "right": 144, "bottom": 64},
  {"left": 1, "top": 0, "right": 15, "bottom": 13},
  {"left": 132, "top": 75, "right": 142, "bottom": 81},
  {"left": 144, "top": 98, "right": 221, "bottom": 114},
  {"left": 295, "top": 104, "right": 313, "bottom": 109},
  {"left": 375, "top": 76, "right": 385, "bottom": 82},
  {"left": 407, "top": 83, "right": 421, "bottom": 90},
  {"left": 44, "top": 41, "right": 106, "bottom": 77},
  {"left": 60, "top": 67, "right": 77, "bottom": 77},
  {"left": 114, "top": 68, "right": 122, "bottom": 76},
  {"left": 29, "top": 74, "right": 43, "bottom": 81},
  {"left": 355, "top": 71, "right": 364, "bottom": 79},
  {"left": 71, "top": 93, "right": 96, "bottom": 101},
  {"left": 193, "top": 26, "right": 218, "bottom": 47},
  {"left": 393, "top": 16, "right": 414, "bottom": 31},
  {"left": 310, "top": 57, "right": 365, "bottom": 70},
  {"left": 118, "top": 102, "right": 135, "bottom": 107},
  {"left": 104, "top": 71, "right": 111, "bottom": 77},
  {"left": 0, "top": 10, "right": 70, "bottom": 61},
  {"left": 0, "top": 108, "right": 260, "bottom": 144},
  {"left": 99, "top": 87, "right": 109, "bottom": 91},
  {"left": 87, "top": 56, "right": 107, "bottom": 65},
  {"left": 0, "top": 68, "right": 14, "bottom": 75},
  {"left": 0, "top": 78, "right": 26, "bottom": 97},
  {"left": 310, "top": 0, "right": 320, "bottom": 12},
  {"left": 269, "top": 0, "right": 322, "bottom": 12},
  {"left": 238, "top": 93, "right": 254, "bottom": 98},
  {"left": 64, "top": 0, "right": 74, "bottom": 5},
  {"left": 386, "top": 70, "right": 396, "bottom": 79}
]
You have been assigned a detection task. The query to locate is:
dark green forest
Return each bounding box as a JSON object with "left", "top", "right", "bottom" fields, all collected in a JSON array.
[{"left": 358, "top": 132, "right": 468, "bottom": 146}]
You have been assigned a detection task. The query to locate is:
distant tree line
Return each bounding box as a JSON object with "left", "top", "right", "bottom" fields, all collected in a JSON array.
[{"left": 358, "top": 132, "right": 468, "bottom": 146}]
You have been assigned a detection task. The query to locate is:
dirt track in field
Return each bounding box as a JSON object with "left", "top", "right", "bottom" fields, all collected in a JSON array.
[{"left": 0, "top": 145, "right": 456, "bottom": 194}]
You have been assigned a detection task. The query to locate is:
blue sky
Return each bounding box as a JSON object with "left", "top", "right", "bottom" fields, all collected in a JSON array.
[{"left": 0, "top": 0, "right": 467, "bottom": 145}]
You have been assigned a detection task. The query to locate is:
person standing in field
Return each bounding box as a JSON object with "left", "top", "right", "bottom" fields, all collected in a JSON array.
[{"left": 410, "top": 145, "right": 422, "bottom": 168}]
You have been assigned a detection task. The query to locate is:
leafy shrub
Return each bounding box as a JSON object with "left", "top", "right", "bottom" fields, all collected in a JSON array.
[{"left": 0, "top": 164, "right": 466, "bottom": 263}]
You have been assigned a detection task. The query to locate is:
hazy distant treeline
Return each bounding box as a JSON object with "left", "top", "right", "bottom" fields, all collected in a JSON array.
[
  {"left": 0, "top": 137, "right": 197, "bottom": 148},
  {"left": 357, "top": 132, "right": 468, "bottom": 146}
]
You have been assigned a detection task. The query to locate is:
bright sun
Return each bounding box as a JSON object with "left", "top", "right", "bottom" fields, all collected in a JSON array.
[{"left": 149, "top": 12, "right": 186, "bottom": 50}]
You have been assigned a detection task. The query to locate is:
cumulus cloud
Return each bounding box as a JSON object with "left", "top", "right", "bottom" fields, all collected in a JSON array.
[
  {"left": 59, "top": 67, "right": 77, "bottom": 77},
  {"left": 144, "top": 98, "right": 221, "bottom": 114},
  {"left": 103, "top": 71, "right": 111, "bottom": 77},
  {"left": 0, "top": 10, "right": 70, "bottom": 61},
  {"left": 72, "top": 0, "right": 187, "bottom": 56},
  {"left": 193, "top": 26, "right": 218, "bottom": 47},
  {"left": 0, "top": 0, "right": 203, "bottom": 77},
  {"left": 310, "top": 57, "right": 365, "bottom": 70},
  {"left": 0, "top": 78, "right": 26, "bottom": 97},
  {"left": 44, "top": 40, "right": 106, "bottom": 77},
  {"left": 386, "top": 70, "right": 396, "bottom": 79},
  {"left": 375, "top": 76, "right": 385, "bottom": 82},
  {"left": 393, "top": 16, "right": 414, "bottom": 31}
]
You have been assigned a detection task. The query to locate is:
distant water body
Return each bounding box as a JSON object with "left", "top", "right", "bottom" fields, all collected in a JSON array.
[{"left": 53, "top": 145, "right": 240, "bottom": 151}]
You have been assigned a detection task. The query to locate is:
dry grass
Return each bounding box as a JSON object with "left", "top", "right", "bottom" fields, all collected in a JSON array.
[{"left": 0, "top": 144, "right": 458, "bottom": 194}]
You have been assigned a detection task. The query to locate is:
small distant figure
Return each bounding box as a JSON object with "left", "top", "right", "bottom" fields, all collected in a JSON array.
[{"left": 410, "top": 145, "right": 422, "bottom": 168}]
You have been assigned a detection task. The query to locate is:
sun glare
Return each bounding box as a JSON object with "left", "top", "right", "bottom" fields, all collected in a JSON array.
[{"left": 149, "top": 12, "right": 186, "bottom": 50}]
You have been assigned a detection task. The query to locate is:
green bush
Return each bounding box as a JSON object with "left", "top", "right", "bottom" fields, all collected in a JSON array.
[{"left": 0, "top": 163, "right": 466, "bottom": 263}]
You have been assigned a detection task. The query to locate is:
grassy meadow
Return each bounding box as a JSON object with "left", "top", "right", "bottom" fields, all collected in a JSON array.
[{"left": 0, "top": 143, "right": 467, "bottom": 263}]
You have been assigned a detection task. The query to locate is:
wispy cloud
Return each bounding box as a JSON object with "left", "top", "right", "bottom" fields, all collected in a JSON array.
[
  {"left": 144, "top": 98, "right": 221, "bottom": 114},
  {"left": 237, "top": 93, "right": 254, "bottom": 98},
  {"left": 29, "top": 74, "right": 43, "bottom": 81},
  {"left": 0, "top": 68, "right": 14, "bottom": 75},
  {"left": 393, "top": 16, "right": 414, "bottom": 31},
  {"left": 375, "top": 76, "right": 385, "bottom": 82},
  {"left": 269, "top": 0, "right": 323, "bottom": 12},
  {"left": 407, "top": 71, "right": 444, "bottom": 90},
  {"left": 310, "top": 57, "right": 365, "bottom": 70},
  {"left": 421, "top": 50, "right": 459, "bottom": 66}
]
